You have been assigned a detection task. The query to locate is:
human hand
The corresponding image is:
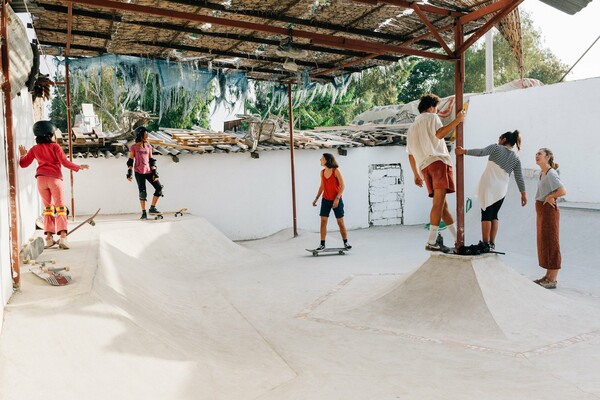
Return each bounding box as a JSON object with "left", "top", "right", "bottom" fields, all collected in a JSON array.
[
  {"left": 455, "top": 146, "right": 466, "bottom": 156},
  {"left": 414, "top": 175, "right": 423, "bottom": 187},
  {"left": 79, "top": 164, "right": 89, "bottom": 170},
  {"left": 543, "top": 195, "right": 556, "bottom": 208},
  {"left": 312, "top": 199, "right": 317, "bottom": 207},
  {"left": 456, "top": 109, "right": 466, "bottom": 123},
  {"left": 333, "top": 199, "right": 339, "bottom": 209},
  {"left": 521, "top": 192, "right": 527, "bottom": 207},
  {"left": 18, "top": 145, "right": 27, "bottom": 157}
]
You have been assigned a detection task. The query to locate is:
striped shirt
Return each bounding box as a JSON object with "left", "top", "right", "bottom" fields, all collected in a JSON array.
[{"left": 466, "top": 144, "right": 526, "bottom": 192}]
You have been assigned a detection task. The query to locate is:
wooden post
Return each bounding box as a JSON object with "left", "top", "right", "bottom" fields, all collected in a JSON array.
[
  {"left": 287, "top": 82, "right": 298, "bottom": 237},
  {"left": 1, "top": 0, "right": 21, "bottom": 287}
]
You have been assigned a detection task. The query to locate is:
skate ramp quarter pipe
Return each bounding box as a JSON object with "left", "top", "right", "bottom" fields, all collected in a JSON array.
[{"left": 94, "top": 217, "right": 294, "bottom": 398}]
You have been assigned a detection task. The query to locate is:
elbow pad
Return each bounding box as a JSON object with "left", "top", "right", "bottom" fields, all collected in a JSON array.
[
  {"left": 149, "top": 158, "right": 156, "bottom": 168},
  {"left": 127, "top": 158, "right": 134, "bottom": 167}
]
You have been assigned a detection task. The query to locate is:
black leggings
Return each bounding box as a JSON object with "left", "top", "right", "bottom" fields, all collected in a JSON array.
[{"left": 135, "top": 172, "right": 163, "bottom": 201}]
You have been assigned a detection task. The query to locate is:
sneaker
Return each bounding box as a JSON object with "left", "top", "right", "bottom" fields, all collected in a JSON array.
[
  {"left": 58, "top": 237, "right": 70, "bottom": 249},
  {"left": 536, "top": 277, "right": 557, "bottom": 289},
  {"left": 316, "top": 244, "right": 326, "bottom": 251},
  {"left": 425, "top": 242, "right": 451, "bottom": 253},
  {"left": 149, "top": 206, "right": 160, "bottom": 214},
  {"left": 489, "top": 242, "right": 495, "bottom": 250},
  {"left": 477, "top": 241, "right": 490, "bottom": 253},
  {"left": 344, "top": 242, "right": 352, "bottom": 250},
  {"left": 44, "top": 238, "right": 55, "bottom": 248},
  {"left": 140, "top": 211, "right": 147, "bottom": 220}
]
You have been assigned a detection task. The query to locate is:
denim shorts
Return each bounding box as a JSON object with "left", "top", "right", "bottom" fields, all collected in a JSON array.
[{"left": 320, "top": 198, "right": 344, "bottom": 218}]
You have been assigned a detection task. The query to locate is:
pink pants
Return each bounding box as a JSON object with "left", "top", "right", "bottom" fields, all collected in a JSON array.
[{"left": 37, "top": 176, "right": 68, "bottom": 235}]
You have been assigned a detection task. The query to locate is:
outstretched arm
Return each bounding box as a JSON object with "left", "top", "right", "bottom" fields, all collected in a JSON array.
[{"left": 436, "top": 109, "right": 466, "bottom": 139}]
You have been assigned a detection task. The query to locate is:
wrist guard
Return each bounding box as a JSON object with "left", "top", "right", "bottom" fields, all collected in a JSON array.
[{"left": 127, "top": 169, "right": 133, "bottom": 179}]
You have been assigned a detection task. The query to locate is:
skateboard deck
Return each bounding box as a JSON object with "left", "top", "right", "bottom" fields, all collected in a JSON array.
[
  {"left": 30, "top": 262, "right": 71, "bottom": 286},
  {"left": 306, "top": 247, "right": 348, "bottom": 256},
  {"left": 149, "top": 208, "right": 188, "bottom": 220},
  {"left": 19, "top": 237, "right": 45, "bottom": 263},
  {"left": 67, "top": 208, "right": 100, "bottom": 237}
]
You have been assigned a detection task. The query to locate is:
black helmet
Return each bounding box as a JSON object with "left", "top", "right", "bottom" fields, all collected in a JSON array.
[
  {"left": 134, "top": 126, "right": 149, "bottom": 142},
  {"left": 33, "top": 120, "right": 56, "bottom": 137}
]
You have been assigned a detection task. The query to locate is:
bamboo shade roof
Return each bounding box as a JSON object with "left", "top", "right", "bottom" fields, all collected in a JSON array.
[{"left": 29, "top": 0, "right": 533, "bottom": 80}]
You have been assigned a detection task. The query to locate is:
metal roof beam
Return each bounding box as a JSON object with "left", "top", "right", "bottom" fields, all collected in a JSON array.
[
  {"left": 55, "top": 0, "right": 451, "bottom": 60},
  {"left": 456, "top": 0, "right": 524, "bottom": 55},
  {"left": 161, "top": 0, "right": 415, "bottom": 42},
  {"left": 35, "top": 3, "right": 425, "bottom": 61}
]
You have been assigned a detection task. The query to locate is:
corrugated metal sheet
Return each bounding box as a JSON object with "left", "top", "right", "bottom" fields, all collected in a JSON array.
[{"left": 538, "top": 0, "right": 594, "bottom": 15}]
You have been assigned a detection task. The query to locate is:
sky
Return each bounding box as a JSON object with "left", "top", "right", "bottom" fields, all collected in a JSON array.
[{"left": 519, "top": 0, "right": 600, "bottom": 81}]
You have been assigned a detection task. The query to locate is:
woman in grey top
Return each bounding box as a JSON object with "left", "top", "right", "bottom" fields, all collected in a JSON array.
[
  {"left": 456, "top": 130, "right": 526, "bottom": 251},
  {"left": 534, "top": 148, "right": 566, "bottom": 289}
]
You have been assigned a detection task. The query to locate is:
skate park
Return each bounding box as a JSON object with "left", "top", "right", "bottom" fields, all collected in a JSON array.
[{"left": 2, "top": 0, "right": 600, "bottom": 399}]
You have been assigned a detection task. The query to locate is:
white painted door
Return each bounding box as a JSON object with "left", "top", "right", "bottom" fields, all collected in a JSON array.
[{"left": 368, "top": 163, "right": 404, "bottom": 226}]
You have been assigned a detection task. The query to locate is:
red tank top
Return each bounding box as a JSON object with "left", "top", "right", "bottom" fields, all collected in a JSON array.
[{"left": 321, "top": 168, "right": 340, "bottom": 201}]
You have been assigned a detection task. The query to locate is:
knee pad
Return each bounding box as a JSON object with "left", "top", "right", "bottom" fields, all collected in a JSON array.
[
  {"left": 56, "top": 206, "right": 68, "bottom": 216},
  {"left": 43, "top": 205, "right": 55, "bottom": 216},
  {"left": 139, "top": 190, "right": 147, "bottom": 201},
  {"left": 154, "top": 185, "right": 163, "bottom": 197}
]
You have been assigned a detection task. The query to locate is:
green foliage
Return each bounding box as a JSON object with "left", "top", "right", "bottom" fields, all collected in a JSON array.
[
  {"left": 49, "top": 66, "right": 212, "bottom": 132},
  {"left": 49, "top": 71, "right": 68, "bottom": 132}
]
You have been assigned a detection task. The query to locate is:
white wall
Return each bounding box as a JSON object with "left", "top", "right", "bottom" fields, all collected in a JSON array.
[
  {"left": 72, "top": 146, "right": 432, "bottom": 241},
  {"left": 463, "top": 77, "right": 600, "bottom": 204},
  {"left": 1, "top": 89, "right": 40, "bottom": 320}
]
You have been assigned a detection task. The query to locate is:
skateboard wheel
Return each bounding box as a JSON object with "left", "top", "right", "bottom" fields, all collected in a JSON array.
[
  {"left": 50, "top": 259, "right": 56, "bottom": 264},
  {"left": 64, "top": 266, "right": 70, "bottom": 272},
  {"left": 339, "top": 251, "right": 344, "bottom": 255},
  {"left": 90, "top": 221, "right": 96, "bottom": 226},
  {"left": 312, "top": 252, "right": 318, "bottom": 256}
]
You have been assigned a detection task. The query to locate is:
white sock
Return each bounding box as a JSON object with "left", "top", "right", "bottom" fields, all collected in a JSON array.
[
  {"left": 428, "top": 225, "right": 439, "bottom": 244},
  {"left": 446, "top": 223, "right": 457, "bottom": 241}
]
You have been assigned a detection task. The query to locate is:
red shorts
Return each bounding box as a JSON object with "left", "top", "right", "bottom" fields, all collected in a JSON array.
[{"left": 422, "top": 161, "right": 455, "bottom": 198}]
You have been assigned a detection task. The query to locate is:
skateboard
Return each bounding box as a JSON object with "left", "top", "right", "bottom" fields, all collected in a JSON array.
[
  {"left": 149, "top": 208, "right": 188, "bottom": 220},
  {"left": 19, "top": 237, "right": 45, "bottom": 263},
  {"left": 306, "top": 247, "right": 348, "bottom": 256},
  {"left": 67, "top": 208, "right": 100, "bottom": 237},
  {"left": 29, "top": 261, "right": 72, "bottom": 286}
]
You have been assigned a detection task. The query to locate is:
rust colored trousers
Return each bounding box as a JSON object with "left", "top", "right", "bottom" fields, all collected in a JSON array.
[{"left": 536, "top": 200, "right": 562, "bottom": 270}]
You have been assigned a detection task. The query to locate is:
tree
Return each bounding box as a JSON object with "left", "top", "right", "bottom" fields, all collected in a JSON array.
[{"left": 397, "top": 10, "right": 568, "bottom": 102}]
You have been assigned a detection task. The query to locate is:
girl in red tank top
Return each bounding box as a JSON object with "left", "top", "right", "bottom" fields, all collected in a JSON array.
[{"left": 312, "top": 153, "right": 351, "bottom": 251}]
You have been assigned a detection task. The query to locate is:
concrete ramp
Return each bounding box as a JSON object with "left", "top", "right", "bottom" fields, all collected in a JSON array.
[
  {"left": 93, "top": 217, "right": 294, "bottom": 398},
  {"left": 312, "top": 253, "right": 600, "bottom": 352}
]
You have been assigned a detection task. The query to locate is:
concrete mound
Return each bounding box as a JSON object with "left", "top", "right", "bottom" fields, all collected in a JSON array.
[
  {"left": 320, "top": 253, "right": 600, "bottom": 351},
  {"left": 94, "top": 217, "right": 294, "bottom": 398}
]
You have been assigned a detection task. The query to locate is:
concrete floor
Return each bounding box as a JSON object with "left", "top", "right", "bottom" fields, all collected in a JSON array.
[{"left": 1, "top": 203, "right": 599, "bottom": 400}]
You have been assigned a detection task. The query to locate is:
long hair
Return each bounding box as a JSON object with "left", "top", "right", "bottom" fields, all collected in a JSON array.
[
  {"left": 540, "top": 148, "right": 559, "bottom": 170},
  {"left": 500, "top": 130, "right": 521, "bottom": 151},
  {"left": 323, "top": 153, "right": 339, "bottom": 169},
  {"left": 418, "top": 93, "right": 440, "bottom": 113}
]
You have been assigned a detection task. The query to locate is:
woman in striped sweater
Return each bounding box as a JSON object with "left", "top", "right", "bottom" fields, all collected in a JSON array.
[{"left": 455, "top": 130, "right": 527, "bottom": 251}]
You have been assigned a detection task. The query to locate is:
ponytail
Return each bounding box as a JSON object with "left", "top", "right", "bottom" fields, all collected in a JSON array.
[
  {"left": 513, "top": 130, "right": 521, "bottom": 151},
  {"left": 500, "top": 129, "right": 521, "bottom": 151}
]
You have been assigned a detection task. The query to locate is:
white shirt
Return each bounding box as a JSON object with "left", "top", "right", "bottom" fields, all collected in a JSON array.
[{"left": 406, "top": 112, "right": 452, "bottom": 174}]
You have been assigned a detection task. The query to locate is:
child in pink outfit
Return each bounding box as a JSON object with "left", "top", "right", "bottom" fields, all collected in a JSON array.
[{"left": 18, "top": 120, "right": 89, "bottom": 249}]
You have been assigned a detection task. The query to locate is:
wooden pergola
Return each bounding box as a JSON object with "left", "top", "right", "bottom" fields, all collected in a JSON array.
[{"left": 0, "top": 0, "right": 551, "bottom": 286}]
